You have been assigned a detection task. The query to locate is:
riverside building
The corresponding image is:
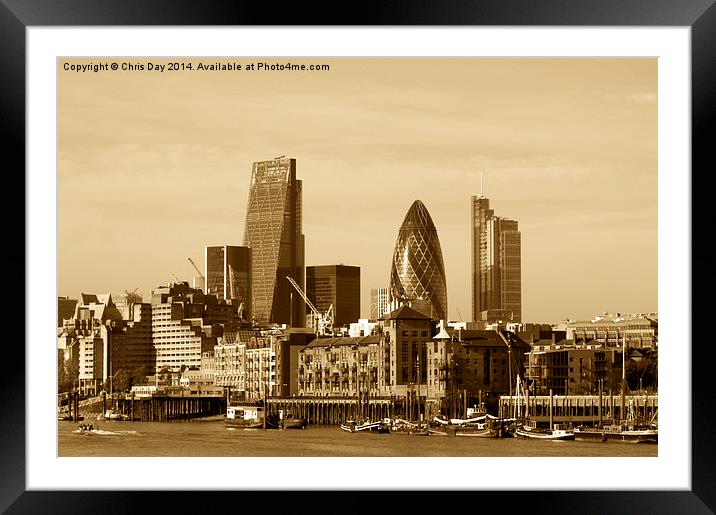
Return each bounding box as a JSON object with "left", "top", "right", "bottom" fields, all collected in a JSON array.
[
  {"left": 58, "top": 294, "right": 124, "bottom": 396},
  {"left": 149, "top": 282, "right": 240, "bottom": 373},
  {"left": 564, "top": 313, "right": 658, "bottom": 349},
  {"left": 298, "top": 335, "right": 382, "bottom": 397}
]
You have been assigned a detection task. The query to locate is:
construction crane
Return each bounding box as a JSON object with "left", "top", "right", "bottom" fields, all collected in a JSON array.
[
  {"left": 170, "top": 273, "right": 180, "bottom": 284},
  {"left": 187, "top": 258, "right": 204, "bottom": 279},
  {"left": 227, "top": 264, "right": 236, "bottom": 299},
  {"left": 286, "top": 276, "right": 333, "bottom": 336},
  {"left": 187, "top": 257, "right": 206, "bottom": 292}
]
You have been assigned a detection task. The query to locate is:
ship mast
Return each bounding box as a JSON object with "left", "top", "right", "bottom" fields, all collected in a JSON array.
[{"left": 621, "top": 334, "right": 627, "bottom": 425}]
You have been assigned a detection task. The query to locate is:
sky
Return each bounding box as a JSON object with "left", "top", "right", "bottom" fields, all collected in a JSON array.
[{"left": 57, "top": 57, "right": 657, "bottom": 324}]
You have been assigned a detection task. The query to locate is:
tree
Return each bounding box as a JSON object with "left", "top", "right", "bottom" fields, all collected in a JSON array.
[
  {"left": 157, "top": 366, "right": 172, "bottom": 386},
  {"left": 626, "top": 355, "right": 657, "bottom": 392},
  {"left": 58, "top": 353, "right": 70, "bottom": 393},
  {"left": 58, "top": 354, "right": 79, "bottom": 393},
  {"left": 130, "top": 366, "right": 149, "bottom": 386},
  {"left": 112, "top": 369, "right": 133, "bottom": 392}
]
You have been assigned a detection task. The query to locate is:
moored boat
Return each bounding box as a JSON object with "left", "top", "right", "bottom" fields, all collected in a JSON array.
[
  {"left": 102, "top": 409, "right": 129, "bottom": 421},
  {"left": 514, "top": 419, "right": 574, "bottom": 440},
  {"left": 454, "top": 424, "right": 499, "bottom": 438},
  {"left": 340, "top": 419, "right": 390, "bottom": 433},
  {"left": 573, "top": 423, "right": 657, "bottom": 444},
  {"left": 428, "top": 414, "right": 505, "bottom": 438},
  {"left": 225, "top": 405, "right": 277, "bottom": 429},
  {"left": 280, "top": 411, "right": 308, "bottom": 429}
]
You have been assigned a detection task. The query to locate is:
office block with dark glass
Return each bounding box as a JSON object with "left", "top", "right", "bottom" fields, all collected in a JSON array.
[{"left": 306, "top": 265, "right": 360, "bottom": 327}]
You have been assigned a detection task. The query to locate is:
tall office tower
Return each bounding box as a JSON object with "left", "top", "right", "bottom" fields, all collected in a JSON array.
[
  {"left": 370, "top": 287, "right": 390, "bottom": 320},
  {"left": 205, "top": 245, "right": 252, "bottom": 320},
  {"left": 243, "top": 157, "right": 305, "bottom": 326},
  {"left": 306, "top": 265, "right": 361, "bottom": 327},
  {"left": 389, "top": 200, "right": 448, "bottom": 321},
  {"left": 471, "top": 195, "right": 522, "bottom": 323}
]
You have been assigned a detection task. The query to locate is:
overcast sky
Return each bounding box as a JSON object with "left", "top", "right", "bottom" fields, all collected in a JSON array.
[{"left": 57, "top": 57, "right": 657, "bottom": 323}]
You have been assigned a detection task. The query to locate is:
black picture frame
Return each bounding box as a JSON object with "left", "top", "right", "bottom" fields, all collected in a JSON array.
[{"left": 2, "top": 1, "right": 711, "bottom": 512}]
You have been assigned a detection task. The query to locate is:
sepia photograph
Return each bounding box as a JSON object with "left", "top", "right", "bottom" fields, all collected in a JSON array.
[{"left": 56, "top": 56, "right": 659, "bottom": 459}]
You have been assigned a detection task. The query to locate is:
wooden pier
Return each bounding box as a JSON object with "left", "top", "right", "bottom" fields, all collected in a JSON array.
[
  {"left": 110, "top": 392, "right": 226, "bottom": 422},
  {"left": 266, "top": 397, "right": 399, "bottom": 425},
  {"left": 498, "top": 393, "right": 658, "bottom": 426}
]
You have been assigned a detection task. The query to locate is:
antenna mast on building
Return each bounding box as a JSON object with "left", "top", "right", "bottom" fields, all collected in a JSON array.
[{"left": 480, "top": 171, "right": 484, "bottom": 198}]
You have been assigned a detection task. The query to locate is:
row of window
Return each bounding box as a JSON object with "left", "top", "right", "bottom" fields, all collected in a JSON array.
[{"left": 401, "top": 331, "right": 429, "bottom": 337}]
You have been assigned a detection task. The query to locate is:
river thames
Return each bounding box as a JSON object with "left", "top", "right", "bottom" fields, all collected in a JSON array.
[{"left": 58, "top": 420, "right": 657, "bottom": 458}]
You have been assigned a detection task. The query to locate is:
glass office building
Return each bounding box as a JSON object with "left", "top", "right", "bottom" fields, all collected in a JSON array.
[
  {"left": 389, "top": 200, "right": 448, "bottom": 321},
  {"left": 205, "top": 245, "right": 252, "bottom": 320},
  {"left": 471, "top": 195, "right": 522, "bottom": 323},
  {"left": 306, "top": 265, "right": 361, "bottom": 327},
  {"left": 243, "top": 158, "right": 305, "bottom": 326}
]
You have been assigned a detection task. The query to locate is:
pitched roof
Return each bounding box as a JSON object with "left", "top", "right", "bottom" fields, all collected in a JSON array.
[
  {"left": 304, "top": 335, "right": 380, "bottom": 349},
  {"left": 386, "top": 305, "right": 432, "bottom": 320},
  {"left": 448, "top": 329, "right": 531, "bottom": 350},
  {"left": 81, "top": 293, "right": 99, "bottom": 304}
]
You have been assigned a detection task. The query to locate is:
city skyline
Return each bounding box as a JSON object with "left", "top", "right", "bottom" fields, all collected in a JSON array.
[{"left": 58, "top": 57, "right": 657, "bottom": 323}]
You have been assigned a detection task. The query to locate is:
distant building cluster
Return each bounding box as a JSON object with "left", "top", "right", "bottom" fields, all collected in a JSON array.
[{"left": 58, "top": 156, "right": 656, "bottom": 410}]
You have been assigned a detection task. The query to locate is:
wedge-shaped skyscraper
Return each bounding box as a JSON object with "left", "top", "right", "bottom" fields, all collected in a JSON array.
[
  {"left": 243, "top": 158, "right": 305, "bottom": 326},
  {"left": 389, "top": 200, "right": 448, "bottom": 321}
]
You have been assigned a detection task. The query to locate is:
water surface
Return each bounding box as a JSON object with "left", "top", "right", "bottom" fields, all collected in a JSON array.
[{"left": 58, "top": 420, "right": 657, "bottom": 458}]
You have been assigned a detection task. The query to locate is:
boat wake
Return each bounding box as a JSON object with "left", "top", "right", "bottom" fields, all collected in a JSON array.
[{"left": 73, "top": 429, "right": 139, "bottom": 436}]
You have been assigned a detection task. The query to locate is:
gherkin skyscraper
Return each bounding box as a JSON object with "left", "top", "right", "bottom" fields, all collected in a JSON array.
[{"left": 389, "top": 200, "right": 448, "bottom": 321}]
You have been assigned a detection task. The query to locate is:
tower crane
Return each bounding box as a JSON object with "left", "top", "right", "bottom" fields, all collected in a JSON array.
[
  {"left": 227, "top": 264, "right": 236, "bottom": 299},
  {"left": 187, "top": 257, "right": 204, "bottom": 279},
  {"left": 188, "top": 257, "right": 206, "bottom": 292},
  {"left": 285, "top": 276, "right": 333, "bottom": 336}
]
